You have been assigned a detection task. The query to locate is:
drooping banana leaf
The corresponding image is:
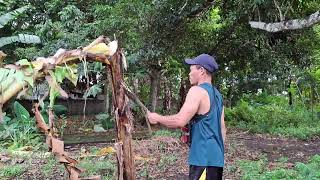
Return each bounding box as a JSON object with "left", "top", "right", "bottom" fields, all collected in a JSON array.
[
  {"left": 0, "top": 6, "right": 28, "bottom": 28},
  {"left": 0, "top": 67, "right": 34, "bottom": 104},
  {"left": 0, "top": 34, "right": 41, "bottom": 48}
]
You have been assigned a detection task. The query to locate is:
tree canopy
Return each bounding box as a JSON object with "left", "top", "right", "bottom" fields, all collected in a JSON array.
[{"left": 1, "top": 0, "right": 320, "bottom": 106}]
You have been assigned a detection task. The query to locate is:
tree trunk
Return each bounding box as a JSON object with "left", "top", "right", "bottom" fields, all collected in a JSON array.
[
  {"left": 226, "top": 83, "right": 234, "bottom": 107},
  {"left": 288, "top": 77, "right": 293, "bottom": 106},
  {"left": 178, "top": 79, "right": 189, "bottom": 109},
  {"left": 311, "top": 84, "right": 314, "bottom": 121},
  {"left": 109, "top": 51, "right": 135, "bottom": 180},
  {"left": 163, "top": 77, "right": 172, "bottom": 111},
  {"left": 149, "top": 69, "right": 160, "bottom": 112},
  {"left": 104, "top": 81, "right": 110, "bottom": 114}
]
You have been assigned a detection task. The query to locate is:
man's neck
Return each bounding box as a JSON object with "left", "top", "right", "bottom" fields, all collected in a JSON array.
[{"left": 197, "top": 78, "right": 212, "bottom": 85}]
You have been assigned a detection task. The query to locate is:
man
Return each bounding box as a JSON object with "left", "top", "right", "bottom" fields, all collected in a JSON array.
[{"left": 147, "top": 54, "right": 226, "bottom": 180}]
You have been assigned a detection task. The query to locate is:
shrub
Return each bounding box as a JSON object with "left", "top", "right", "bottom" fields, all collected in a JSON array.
[
  {"left": 225, "top": 94, "right": 320, "bottom": 139},
  {"left": 0, "top": 101, "right": 41, "bottom": 149}
]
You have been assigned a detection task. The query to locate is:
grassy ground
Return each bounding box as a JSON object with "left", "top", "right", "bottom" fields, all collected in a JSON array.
[{"left": 1, "top": 128, "right": 320, "bottom": 179}]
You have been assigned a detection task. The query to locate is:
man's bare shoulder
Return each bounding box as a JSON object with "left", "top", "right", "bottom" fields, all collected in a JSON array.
[{"left": 187, "top": 86, "right": 206, "bottom": 97}]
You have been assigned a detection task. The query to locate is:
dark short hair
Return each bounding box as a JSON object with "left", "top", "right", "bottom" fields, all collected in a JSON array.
[{"left": 195, "top": 65, "right": 211, "bottom": 75}]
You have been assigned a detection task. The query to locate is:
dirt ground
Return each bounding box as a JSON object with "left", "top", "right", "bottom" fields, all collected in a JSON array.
[
  {"left": 224, "top": 129, "right": 320, "bottom": 179},
  {"left": 2, "top": 128, "right": 320, "bottom": 179}
]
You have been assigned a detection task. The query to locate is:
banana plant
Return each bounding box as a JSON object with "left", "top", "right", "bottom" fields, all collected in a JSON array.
[
  {"left": 0, "top": 36, "right": 139, "bottom": 180},
  {"left": 0, "top": 38, "right": 118, "bottom": 178},
  {"left": 0, "top": 36, "right": 117, "bottom": 107},
  {"left": 0, "top": 6, "right": 41, "bottom": 48}
]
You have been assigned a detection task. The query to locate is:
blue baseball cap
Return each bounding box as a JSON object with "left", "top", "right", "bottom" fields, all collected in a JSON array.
[{"left": 184, "top": 54, "right": 219, "bottom": 73}]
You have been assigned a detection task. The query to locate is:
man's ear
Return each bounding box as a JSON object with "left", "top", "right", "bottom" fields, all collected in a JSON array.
[{"left": 200, "top": 67, "right": 206, "bottom": 75}]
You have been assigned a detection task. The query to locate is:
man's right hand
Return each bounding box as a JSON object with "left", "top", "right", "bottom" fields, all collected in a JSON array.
[{"left": 147, "top": 111, "right": 159, "bottom": 124}]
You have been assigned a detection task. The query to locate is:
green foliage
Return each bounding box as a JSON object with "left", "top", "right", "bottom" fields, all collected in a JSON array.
[
  {"left": 139, "top": 83, "right": 151, "bottom": 103},
  {"left": 1, "top": 0, "right": 319, "bottom": 108},
  {"left": 225, "top": 94, "right": 320, "bottom": 139},
  {"left": 77, "top": 61, "right": 105, "bottom": 99},
  {"left": 0, "top": 67, "right": 34, "bottom": 89},
  {"left": 0, "top": 6, "right": 41, "bottom": 48},
  {"left": 1, "top": 0, "right": 320, "bottom": 153},
  {"left": 0, "top": 100, "right": 66, "bottom": 149},
  {"left": 56, "top": 115, "right": 67, "bottom": 137},
  {"left": 238, "top": 155, "right": 320, "bottom": 179},
  {"left": 0, "top": 34, "right": 41, "bottom": 48},
  {"left": 238, "top": 156, "right": 267, "bottom": 179},
  {"left": 152, "top": 129, "right": 181, "bottom": 138},
  {"left": 47, "top": 64, "right": 78, "bottom": 107},
  {"left": 52, "top": 105, "right": 67, "bottom": 116},
  {"left": 95, "top": 113, "right": 114, "bottom": 130},
  {"left": 0, "top": 101, "right": 40, "bottom": 149},
  {"left": 58, "top": 5, "right": 85, "bottom": 29},
  {"left": 78, "top": 155, "right": 116, "bottom": 179},
  {"left": 158, "top": 154, "right": 178, "bottom": 171},
  {"left": 0, "top": 6, "right": 28, "bottom": 28},
  {"left": 84, "top": 84, "right": 102, "bottom": 98},
  {"left": 41, "top": 154, "right": 59, "bottom": 176},
  {"left": 14, "top": 47, "right": 38, "bottom": 60},
  {"left": 0, "top": 164, "right": 26, "bottom": 178},
  {"left": 38, "top": 101, "right": 67, "bottom": 124},
  {"left": 14, "top": 101, "right": 30, "bottom": 122},
  {"left": 32, "top": 3, "right": 93, "bottom": 56}
]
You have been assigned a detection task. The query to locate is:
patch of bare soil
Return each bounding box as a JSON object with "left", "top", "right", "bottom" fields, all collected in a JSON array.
[
  {"left": 6, "top": 128, "right": 320, "bottom": 179},
  {"left": 227, "top": 129, "right": 320, "bottom": 163}
]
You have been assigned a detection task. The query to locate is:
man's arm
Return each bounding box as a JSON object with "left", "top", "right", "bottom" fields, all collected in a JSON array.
[
  {"left": 147, "top": 86, "right": 202, "bottom": 128},
  {"left": 221, "top": 106, "right": 226, "bottom": 143}
]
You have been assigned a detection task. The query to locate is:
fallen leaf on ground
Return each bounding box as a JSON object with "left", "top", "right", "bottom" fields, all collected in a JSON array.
[
  {"left": 96, "top": 147, "right": 115, "bottom": 156},
  {"left": 135, "top": 155, "right": 153, "bottom": 162}
]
